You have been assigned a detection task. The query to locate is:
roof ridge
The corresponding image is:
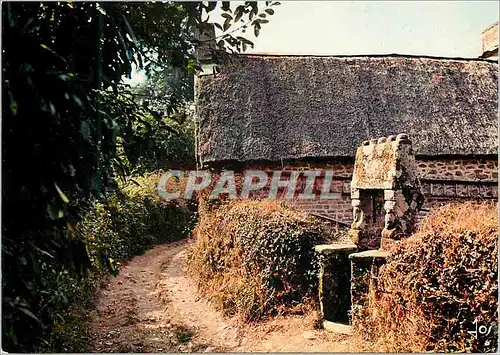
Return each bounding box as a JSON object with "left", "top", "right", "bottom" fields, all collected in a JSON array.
[{"left": 232, "top": 52, "right": 498, "bottom": 63}]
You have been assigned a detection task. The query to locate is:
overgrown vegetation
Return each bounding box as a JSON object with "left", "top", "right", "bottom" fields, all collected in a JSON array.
[
  {"left": 2, "top": 2, "right": 280, "bottom": 351},
  {"left": 187, "top": 199, "right": 335, "bottom": 322},
  {"left": 358, "top": 202, "right": 498, "bottom": 353},
  {"left": 32, "top": 174, "right": 196, "bottom": 352}
]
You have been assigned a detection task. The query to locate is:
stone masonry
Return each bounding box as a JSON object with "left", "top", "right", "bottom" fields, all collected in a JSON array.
[
  {"left": 232, "top": 156, "right": 497, "bottom": 224},
  {"left": 347, "top": 134, "right": 423, "bottom": 329},
  {"left": 349, "top": 134, "right": 424, "bottom": 250}
]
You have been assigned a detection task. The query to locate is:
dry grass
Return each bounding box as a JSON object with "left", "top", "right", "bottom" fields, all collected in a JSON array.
[
  {"left": 186, "top": 199, "right": 334, "bottom": 322},
  {"left": 358, "top": 202, "right": 498, "bottom": 353}
]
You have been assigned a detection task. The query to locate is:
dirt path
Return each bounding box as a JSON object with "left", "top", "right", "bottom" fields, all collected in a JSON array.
[{"left": 91, "top": 240, "right": 366, "bottom": 353}]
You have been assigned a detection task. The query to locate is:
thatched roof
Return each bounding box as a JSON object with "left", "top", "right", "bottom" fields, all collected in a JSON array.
[{"left": 195, "top": 55, "right": 498, "bottom": 164}]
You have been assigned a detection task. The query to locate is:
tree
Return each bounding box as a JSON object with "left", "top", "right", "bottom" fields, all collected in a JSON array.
[{"left": 1, "top": 1, "right": 279, "bottom": 351}]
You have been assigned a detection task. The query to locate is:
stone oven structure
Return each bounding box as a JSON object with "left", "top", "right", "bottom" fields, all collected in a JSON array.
[
  {"left": 350, "top": 134, "right": 424, "bottom": 250},
  {"left": 315, "top": 134, "right": 425, "bottom": 330}
]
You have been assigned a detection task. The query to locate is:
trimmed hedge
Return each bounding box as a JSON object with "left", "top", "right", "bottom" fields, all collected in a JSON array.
[
  {"left": 360, "top": 202, "right": 498, "bottom": 353},
  {"left": 187, "top": 200, "right": 335, "bottom": 321}
]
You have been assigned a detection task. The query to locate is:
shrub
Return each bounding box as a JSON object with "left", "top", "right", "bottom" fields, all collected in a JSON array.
[
  {"left": 33, "top": 173, "right": 196, "bottom": 352},
  {"left": 360, "top": 202, "right": 498, "bottom": 352},
  {"left": 187, "top": 200, "right": 335, "bottom": 321},
  {"left": 80, "top": 172, "right": 196, "bottom": 270}
]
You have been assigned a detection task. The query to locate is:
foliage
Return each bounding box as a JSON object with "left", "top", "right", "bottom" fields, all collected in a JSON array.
[
  {"left": 187, "top": 200, "right": 334, "bottom": 321},
  {"left": 358, "top": 202, "right": 498, "bottom": 353},
  {"left": 40, "top": 174, "right": 195, "bottom": 352},
  {"left": 81, "top": 173, "right": 196, "bottom": 270},
  {"left": 2, "top": 1, "right": 279, "bottom": 351},
  {"left": 127, "top": 111, "right": 196, "bottom": 174}
]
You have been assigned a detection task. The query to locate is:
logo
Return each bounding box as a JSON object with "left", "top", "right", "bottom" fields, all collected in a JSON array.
[{"left": 157, "top": 169, "right": 345, "bottom": 201}]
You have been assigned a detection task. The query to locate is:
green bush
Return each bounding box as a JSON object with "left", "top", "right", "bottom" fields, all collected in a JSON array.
[
  {"left": 187, "top": 200, "right": 335, "bottom": 321},
  {"left": 81, "top": 174, "right": 195, "bottom": 270},
  {"left": 10, "top": 173, "right": 196, "bottom": 353}
]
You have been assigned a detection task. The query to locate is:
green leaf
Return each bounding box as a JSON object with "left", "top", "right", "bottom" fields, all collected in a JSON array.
[
  {"left": 254, "top": 25, "right": 260, "bottom": 37},
  {"left": 29, "top": 252, "right": 40, "bottom": 276},
  {"left": 31, "top": 244, "right": 54, "bottom": 259},
  {"left": 55, "top": 183, "right": 70, "bottom": 204},
  {"left": 121, "top": 14, "right": 137, "bottom": 42},
  {"left": 40, "top": 44, "right": 67, "bottom": 63},
  {"left": 223, "top": 18, "right": 231, "bottom": 32},
  {"left": 58, "top": 73, "right": 76, "bottom": 81},
  {"left": 80, "top": 121, "right": 91, "bottom": 141},
  {"left": 73, "top": 94, "right": 83, "bottom": 109},
  {"left": 8, "top": 91, "right": 17, "bottom": 116},
  {"left": 236, "top": 36, "right": 254, "bottom": 47},
  {"left": 6, "top": 3, "right": 16, "bottom": 28},
  {"left": 96, "top": 3, "right": 106, "bottom": 15},
  {"left": 206, "top": 2, "right": 217, "bottom": 12},
  {"left": 234, "top": 6, "right": 244, "bottom": 22},
  {"left": 19, "top": 308, "right": 41, "bottom": 324}
]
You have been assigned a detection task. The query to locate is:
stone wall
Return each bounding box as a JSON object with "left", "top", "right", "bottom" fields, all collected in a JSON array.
[
  {"left": 232, "top": 156, "right": 497, "bottom": 223},
  {"left": 417, "top": 158, "right": 498, "bottom": 181},
  {"left": 245, "top": 157, "right": 498, "bottom": 182}
]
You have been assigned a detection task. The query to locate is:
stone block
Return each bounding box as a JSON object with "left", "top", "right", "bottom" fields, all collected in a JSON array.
[
  {"left": 420, "top": 182, "right": 431, "bottom": 196},
  {"left": 317, "top": 245, "right": 357, "bottom": 324},
  {"left": 315, "top": 244, "right": 357, "bottom": 255},
  {"left": 444, "top": 184, "right": 456, "bottom": 197},
  {"left": 349, "top": 135, "right": 423, "bottom": 250},
  {"left": 479, "top": 185, "right": 493, "bottom": 198},
  {"left": 431, "top": 183, "right": 444, "bottom": 196},
  {"left": 351, "top": 198, "right": 361, "bottom": 207},
  {"left": 349, "top": 250, "right": 389, "bottom": 327},
  {"left": 468, "top": 184, "right": 480, "bottom": 197},
  {"left": 323, "top": 321, "right": 353, "bottom": 334},
  {"left": 456, "top": 183, "right": 468, "bottom": 197},
  {"left": 384, "top": 190, "right": 396, "bottom": 200}
]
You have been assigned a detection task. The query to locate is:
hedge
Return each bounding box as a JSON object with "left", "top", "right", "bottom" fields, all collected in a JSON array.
[
  {"left": 187, "top": 199, "right": 336, "bottom": 321},
  {"left": 359, "top": 202, "right": 498, "bottom": 353}
]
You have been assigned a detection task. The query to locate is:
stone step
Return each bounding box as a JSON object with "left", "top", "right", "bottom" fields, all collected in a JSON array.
[{"left": 323, "top": 320, "right": 353, "bottom": 335}]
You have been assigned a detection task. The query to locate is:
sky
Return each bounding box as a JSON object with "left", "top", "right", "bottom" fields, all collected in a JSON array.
[
  {"left": 236, "top": 1, "right": 498, "bottom": 57},
  {"left": 127, "top": 1, "right": 498, "bottom": 84}
]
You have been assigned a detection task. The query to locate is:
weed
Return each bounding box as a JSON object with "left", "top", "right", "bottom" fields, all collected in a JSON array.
[{"left": 173, "top": 325, "right": 194, "bottom": 344}]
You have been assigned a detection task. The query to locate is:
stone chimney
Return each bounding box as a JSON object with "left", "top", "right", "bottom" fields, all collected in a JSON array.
[
  {"left": 193, "top": 24, "right": 217, "bottom": 76},
  {"left": 193, "top": 24, "right": 217, "bottom": 169},
  {"left": 480, "top": 21, "right": 498, "bottom": 60}
]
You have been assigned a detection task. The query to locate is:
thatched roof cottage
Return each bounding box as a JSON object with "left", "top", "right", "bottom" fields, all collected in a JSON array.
[{"left": 194, "top": 54, "right": 498, "bottom": 223}]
